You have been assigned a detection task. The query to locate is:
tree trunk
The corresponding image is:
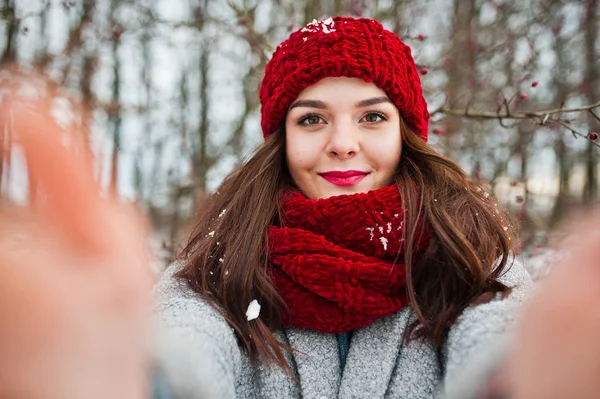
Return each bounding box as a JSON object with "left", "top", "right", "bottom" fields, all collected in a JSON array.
[
  {"left": 548, "top": 0, "right": 573, "bottom": 227},
  {"left": 1, "top": 0, "right": 17, "bottom": 63},
  {"left": 192, "top": 50, "right": 209, "bottom": 200},
  {"left": 582, "top": 0, "right": 599, "bottom": 204},
  {"left": 109, "top": 1, "right": 122, "bottom": 196}
]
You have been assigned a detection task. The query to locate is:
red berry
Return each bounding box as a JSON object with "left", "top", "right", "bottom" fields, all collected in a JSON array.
[
  {"left": 433, "top": 128, "right": 446, "bottom": 136},
  {"left": 519, "top": 93, "right": 528, "bottom": 100},
  {"left": 531, "top": 81, "right": 538, "bottom": 87},
  {"left": 417, "top": 33, "right": 425, "bottom": 41},
  {"left": 420, "top": 67, "right": 428, "bottom": 75},
  {"left": 589, "top": 132, "right": 598, "bottom": 141},
  {"left": 112, "top": 27, "right": 124, "bottom": 41}
]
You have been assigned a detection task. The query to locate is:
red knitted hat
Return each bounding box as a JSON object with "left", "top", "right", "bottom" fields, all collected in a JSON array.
[{"left": 259, "top": 16, "right": 429, "bottom": 141}]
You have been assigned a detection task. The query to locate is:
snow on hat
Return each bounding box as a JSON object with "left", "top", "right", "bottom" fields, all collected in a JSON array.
[{"left": 259, "top": 16, "right": 430, "bottom": 141}]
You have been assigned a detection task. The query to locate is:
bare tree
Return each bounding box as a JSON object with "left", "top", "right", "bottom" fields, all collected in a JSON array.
[{"left": 1, "top": 0, "right": 599, "bottom": 260}]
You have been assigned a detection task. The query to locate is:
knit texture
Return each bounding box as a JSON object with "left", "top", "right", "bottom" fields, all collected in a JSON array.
[
  {"left": 269, "top": 185, "right": 430, "bottom": 333},
  {"left": 259, "top": 16, "right": 430, "bottom": 140},
  {"left": 153, "top": 256, "right": 533, "bottom": 399}
]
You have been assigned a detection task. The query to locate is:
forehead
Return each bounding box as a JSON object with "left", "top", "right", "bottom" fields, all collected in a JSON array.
[{"left": 294, "top": 77, "right": 388, "bottom": 102}]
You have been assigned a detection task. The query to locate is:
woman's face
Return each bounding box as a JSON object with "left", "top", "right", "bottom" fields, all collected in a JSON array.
[{"left": 285, "top": 77, "right": 402, "bottom": 200}]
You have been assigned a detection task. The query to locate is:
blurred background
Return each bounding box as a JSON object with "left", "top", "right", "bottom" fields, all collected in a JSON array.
[{"left": 1, "top": 0, "right": 598, "bottom": 276}]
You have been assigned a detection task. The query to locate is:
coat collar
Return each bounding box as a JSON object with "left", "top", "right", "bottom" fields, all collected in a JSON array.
[
  {"left": 339, "top": 308, "right": 413, "bottom": 397},
  {"left": 282, "top": 308, "right": 420, "bottom": 399},
  {"left": 285, "top": 327, "right": 341, "bottom": 398}
]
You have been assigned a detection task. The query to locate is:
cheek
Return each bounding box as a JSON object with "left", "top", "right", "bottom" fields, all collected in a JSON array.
[
  {"left": 286, "top": 149, "right": 313, "bottom": 174},
  {"left": 389, "top": 142, "right": 403, "bottom": 167},
  {"left": 369, "top": 139, "right": 402, "bottom": 169},
  {"left": 286, "top": 130, "right": 320, "bottom": 172}
]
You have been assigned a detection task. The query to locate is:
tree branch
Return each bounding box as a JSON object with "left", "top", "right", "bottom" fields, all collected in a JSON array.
[
  {"left": 432, "top": 101, "right": 600, "bottom": 122},
  {"left": 558, "top": 121, "right": 600, "bottom": 148},
  {"left": 589, "top": 108, "right": 600, "bottom": 124}
]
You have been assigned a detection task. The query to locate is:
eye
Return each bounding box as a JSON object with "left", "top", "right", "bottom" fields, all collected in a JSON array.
[
  {"left": 298, "top": 114, "right": 325, "bottom": 126},
  {"left": 361, "top": 112, "right": 387, "bottom": 124}
]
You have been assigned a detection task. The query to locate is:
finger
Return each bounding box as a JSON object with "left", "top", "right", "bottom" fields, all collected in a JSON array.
[{"left": 2, "top": 97, "right": 114, "bottom": 255}]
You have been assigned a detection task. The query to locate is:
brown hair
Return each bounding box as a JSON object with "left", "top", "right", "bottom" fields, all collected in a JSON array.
[{"left": 175, "top": 119, "right": 516, "bottom": 371}]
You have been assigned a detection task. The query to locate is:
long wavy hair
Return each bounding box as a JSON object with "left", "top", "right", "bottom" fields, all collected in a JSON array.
[{"left": 175, "top": 118, "right": 516, "bottom": 372}]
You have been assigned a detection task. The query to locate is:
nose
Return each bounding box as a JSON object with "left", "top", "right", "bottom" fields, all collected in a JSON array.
[{"left": 326, "top": 120, "right": 360, "bottom": 160}]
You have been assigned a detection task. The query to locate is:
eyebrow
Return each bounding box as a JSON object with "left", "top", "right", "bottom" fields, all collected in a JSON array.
[
  {"left": 288, "top": 96, "right": 392, "bottom": 110},
  {"left": 356, "top": 96, "right": 393, "bottom": 107}
]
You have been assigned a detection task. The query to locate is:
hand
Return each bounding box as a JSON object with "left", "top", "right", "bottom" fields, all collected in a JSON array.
[
  {"left": 508, "top": 212, "right": 600, "bottom": 399},
  {"left": 0, "top": 81, "right": 154, "bottom": 399}
]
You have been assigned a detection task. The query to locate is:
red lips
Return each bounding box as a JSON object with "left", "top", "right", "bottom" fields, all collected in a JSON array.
[{"left": 319, "top": 170, "right": 368, "bottom": 187}]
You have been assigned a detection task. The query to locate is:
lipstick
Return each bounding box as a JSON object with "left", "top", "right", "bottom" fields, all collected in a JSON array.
[{"left": 319, "top": 170, "right": 368, "bottom": 187}]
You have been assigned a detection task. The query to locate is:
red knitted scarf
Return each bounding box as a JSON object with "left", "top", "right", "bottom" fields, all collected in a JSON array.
[{"left": 268, "top": 185, "right": 431, "bottom": 334}]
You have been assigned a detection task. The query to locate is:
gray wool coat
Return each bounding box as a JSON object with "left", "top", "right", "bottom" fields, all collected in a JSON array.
[{"left": 153, "top": 258, "right": 533, "bottom": 399}]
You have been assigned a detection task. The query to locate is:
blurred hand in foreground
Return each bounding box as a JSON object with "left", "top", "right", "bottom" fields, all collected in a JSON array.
[
  {"left": 0, "top": 82, "right": 154, "bottom": 399},
  {"left": 508, "top": 212, "right": 600, "bottom": 399}
]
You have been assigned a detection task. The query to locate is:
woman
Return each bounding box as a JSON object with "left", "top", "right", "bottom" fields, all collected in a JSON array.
[{"left": 154, "top": 16, "right": 532, "bottom": 398}]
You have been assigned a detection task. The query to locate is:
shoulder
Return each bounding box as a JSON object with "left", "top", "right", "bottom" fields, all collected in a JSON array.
[
  {"left": 155, "top": 263, "right": 225, "bottom": 321},
  {"left": 153, "top": 262, "right": 241, "bottom": 398},
  {"left": 154, "top": 261, "right": 238, "bottom": 345},
  {"left": 440, "top": 255, "right": 533, "bottom": 395},
  {"left": 496, "top": 254, "right": 534, "bottom": 301},
  {"left": 450, "top": 255, "right": 533, "bottom": 340}
]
